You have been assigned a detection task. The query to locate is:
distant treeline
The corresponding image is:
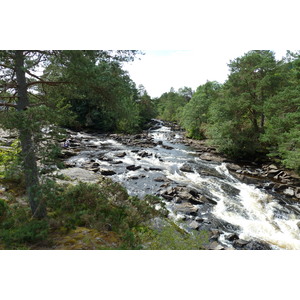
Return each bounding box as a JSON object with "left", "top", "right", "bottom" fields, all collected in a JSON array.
[{"left": 155, "top": 50, "right": 300, "bottom": 173}]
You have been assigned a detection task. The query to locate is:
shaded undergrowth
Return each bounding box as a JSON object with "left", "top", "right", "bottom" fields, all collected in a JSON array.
[{"left": 0, "top": 178, "right": 208, "bottom": 250}]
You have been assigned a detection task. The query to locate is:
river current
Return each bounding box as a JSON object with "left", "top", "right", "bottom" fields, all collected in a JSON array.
[{"left": 66, "top": 121, "right": 300, "bottom": 250}]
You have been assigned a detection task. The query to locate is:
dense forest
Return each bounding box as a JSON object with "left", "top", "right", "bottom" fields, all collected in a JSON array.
[
  {"left": 0, "top": 50, "right": 299, "bottom": 250},
  {"left": 157, "top": 50, "right": 300, "bottom": 173}
]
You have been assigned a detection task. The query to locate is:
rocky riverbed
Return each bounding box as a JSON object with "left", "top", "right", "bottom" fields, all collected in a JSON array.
[
  {"left": 2, "top": 121, "right": 300, "bottom": 250},
  {"left": 56, "top": 120, "right": 300, "bottom": 250}
]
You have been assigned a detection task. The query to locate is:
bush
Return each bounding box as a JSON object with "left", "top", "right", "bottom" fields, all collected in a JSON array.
[
  {"left": 43, "top": 180, "right": 165, "bottom": 248},
  {"left": 143, "top": 223, "right": 209, "bottom": 250},
  {"left": 0, "top": 198, "right": 9, "bottom": 221},
  {"left": 0, "top": 202, "right": 49, "bottom": 249}
]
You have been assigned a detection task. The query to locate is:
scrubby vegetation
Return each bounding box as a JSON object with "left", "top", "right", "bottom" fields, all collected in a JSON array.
[{"left": 0, "top": 177, "right": 208, "bottom": 250}]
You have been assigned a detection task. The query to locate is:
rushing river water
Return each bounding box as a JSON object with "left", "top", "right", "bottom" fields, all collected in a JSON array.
[{"left": 66, "top": 120, "right": 300, "bottom": 250}]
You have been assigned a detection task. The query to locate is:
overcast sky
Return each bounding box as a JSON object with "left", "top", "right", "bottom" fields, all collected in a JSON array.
[{"left": 124, "top": 50, "right": 288, "bottom": 98}]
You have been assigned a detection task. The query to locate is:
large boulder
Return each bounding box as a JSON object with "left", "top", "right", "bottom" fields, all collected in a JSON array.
[
  {"left": 179, "top": 163, "right": 194, "bottom": 173},
  {"left": 174, "top": 203, "right": 199, "bottom": 216},
  {"left": 55, "top": 167, "right": 102, "bottom": 184}
]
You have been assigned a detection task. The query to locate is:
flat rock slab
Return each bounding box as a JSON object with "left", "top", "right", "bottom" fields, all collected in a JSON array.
[
  {"left": 55, "top": 167, "right": 102, "bottom": 183},
  {"left": 199, "top": 153, "right": 227, "bottom": 162}
]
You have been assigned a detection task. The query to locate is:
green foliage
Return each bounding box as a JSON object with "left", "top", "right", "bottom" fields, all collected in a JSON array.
[
  {"left": 207, "top": 51, "right": 282, "bottom": 158},
  {"left": 180, "top": 81, "right": 221, "bottom": 139},
  {"left": 0, "top": 198, "right": 9, "bottom": 221},
  {"left": 44, "top": 53, "right": 143, "bottom": 133},
  {"left": 0, "top": 140, "right": 23, "bottom": 181},
  {"left": 157, "top": 88, "right": 188, "bottom": 122},
  {"left": 0, "top": 201, "right": 49, "bottom": 249},
  {"left": 136, "top": 85, "right": 158, "bottom": 127},
  {"left": 40, "top": 179, "right": 165, "bottom": 248},
  {"left": 262, "top": 85, "right": 300, "bottom": 171},
  {"left": 144, "top": 223, "right": 209, "bottom": 250},
  {"left": 155, "top": 51, "right": 299, "bottom": 173}
]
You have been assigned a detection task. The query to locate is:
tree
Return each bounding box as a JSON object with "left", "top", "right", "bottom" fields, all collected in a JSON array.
[
  {"left": 261, "top": 51, "right": 300, "bottom": 171},
  {"left": 157, "top": 88, "right": 188, "bottom": 122},
  {"left": 208, "top": 50, "right": 283, "bottom": 158},
  {"left": 180, "top": 81, "right": 221, "bottom": 139},
  {"left": 136, "top": 85, "right": 157, "bottom": 126},
  {"left": 0, "top": 50, "right": 139, "bottom": 218}
]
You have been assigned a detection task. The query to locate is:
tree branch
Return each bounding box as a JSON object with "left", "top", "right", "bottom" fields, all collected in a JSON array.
[
  {"left": 27, "top": 81, "right": 71, "bottom": 87},
  {"left": 25, "top": 69, "right": 43, "bottom": 81},
  {"left": 0, "top": 102, "right": 17, "bottom": 108},
  {"left": 0, "top": 63, "right": 14, "bottom": 70}
]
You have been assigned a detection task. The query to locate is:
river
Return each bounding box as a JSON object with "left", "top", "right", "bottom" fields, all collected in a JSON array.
[{"left": 64, "top": 120, "right": 300, "bottom": 250}]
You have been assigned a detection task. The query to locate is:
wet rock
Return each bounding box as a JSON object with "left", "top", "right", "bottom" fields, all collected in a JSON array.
[
  {"left": 226, "top": 233, "right": 239, "bottom": 241},
  {"left": 179, "top": 163, "right": 194, "bottom": 173},
  {"left": 160, "top": 187, "right": 176, "bottom": 196},
  {"left": 226, "top": 163, "right": 242, "bottom": 171},
  {"left": 159, "top": 193, "right": 173, "bottom": 201},
  {"left": 195, "top": 164, "right": 226, "bottom": 180},
  {"left": 205, "top": 198, "right": 218, "bottom": 205},
  {"left": 233, "top": 239, "right": 250, "bottom": 248},
  {"left": 209, "top": 241, "right": 225, "bottom": 250},
  {"left": 173, "top": 197, "right": 182, "bottom": 203},
  {"left": 100, "top": 169, "right": 116, "bottom": 176},
  {"left": 264, "top": 182, "right": 275, "bottom": 190},
  {"left": 177, "top": 190, "right": 194, "bottom": 201},
  {"left": 88, "top": 167, "right": 100, "bottom": 173},
  {"left": 220, "top": 183, "right": 240, "bottom": 197},
  {"left": 99, "top": 156, "right": 113, "bottom": 162},
  {"left": 126, "top": 165, "right": 141, "bottom": 171},
  {"left": 230, "top": 172, "right": 266, "bottom": 185},
  {"left": 174, "top": 203, "right": 199, "bottom": 216},
  {"left": 200, "top": 153, "right": 227, "bottom": 163},
  {"left": 188, "top": 220, "right": 201, "bottom": 230},
  {"left": 154, "top": 177, "right": 167, "bottom": 182},
  {"left": 162, "top": 144, "right": 174, "bottom": 150},
  {"left": 138, "top": 151, "right": 152, "bottom": 158},
  {"left": 188, "top": 197, "right": 205, "bottom": 205},
  {"left": 149, "top": 167, "right": 162, "bottom": 171},
  {"left": 187, "top": 188, "right": 200, "bottom": 198},
  {"left": 273, "top": 184, "right": 288, "bottom": 192},
  {"left": 115, "top": 152, "right": 126, "bottom": 158},
  {"left": 244, "top": 240, "right": 273, "bottom": 250},
  {"left": 111, "top": 160, "right": 123, "bottom": 164},
  {"left": 295, "top": 188, "right": 300, "bottom": 199}
]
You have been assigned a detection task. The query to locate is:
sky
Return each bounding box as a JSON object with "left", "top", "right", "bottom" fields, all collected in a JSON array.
[{"left": 123, "top": 50, "right": 288, "bottom": 98}]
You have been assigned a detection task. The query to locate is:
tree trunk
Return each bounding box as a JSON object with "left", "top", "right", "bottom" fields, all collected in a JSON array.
[{"left": 15, "top": 50, "right": 46, "bottom": 219}]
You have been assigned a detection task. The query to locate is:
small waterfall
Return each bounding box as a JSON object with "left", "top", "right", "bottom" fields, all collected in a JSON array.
[{"left": 211, "top": 164, "right": 300, "bottom": 249}]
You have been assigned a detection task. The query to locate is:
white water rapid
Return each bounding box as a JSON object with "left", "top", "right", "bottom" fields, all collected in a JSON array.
[{"left": 66, "top": 121, "right": 300, "bottom": 249}]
